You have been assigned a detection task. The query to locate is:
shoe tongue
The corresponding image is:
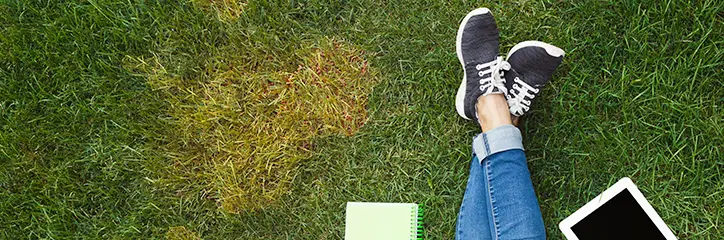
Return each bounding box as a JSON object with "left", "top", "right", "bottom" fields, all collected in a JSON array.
[
  {"left": 507, "top": 65, "right": 554, "bottom": 90},
  {"left": 503, "top": 67, "right": 523, "bottom": 89}
]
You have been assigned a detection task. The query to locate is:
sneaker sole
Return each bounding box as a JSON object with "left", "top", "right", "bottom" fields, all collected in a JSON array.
[
  {"left": 507, "top": 40, "right": 565, "bottom": 59},
  {"left": 455, "top": 8, "right": 490, "bottom": 120}
]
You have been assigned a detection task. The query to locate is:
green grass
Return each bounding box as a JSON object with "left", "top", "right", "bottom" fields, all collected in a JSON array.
[{"left": 1, "top": 0, "right": 722, "bottom": 239}]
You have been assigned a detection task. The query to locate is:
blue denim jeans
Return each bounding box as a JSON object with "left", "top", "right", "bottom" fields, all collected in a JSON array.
[{"left": 455, "top": 125, "right": 546, "bottom": 240}]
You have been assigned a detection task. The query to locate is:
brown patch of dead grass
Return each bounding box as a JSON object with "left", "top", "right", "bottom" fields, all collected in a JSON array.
[
  {"left": 191, "top": 0, "right": 246, "bottom": 22},
  {"left": 126, "top": 38, "right": 376, "bottom": 212},
  {"left": 166, "top": 226, "right": 201, "bottom": 240}
]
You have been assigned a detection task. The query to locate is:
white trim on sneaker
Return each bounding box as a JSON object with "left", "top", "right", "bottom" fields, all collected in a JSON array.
[
  {"left": 455, "top": 8, "right": 491, "bottom": 120},
  {"left": 506, "top": 41, "right": 565, "bottom": 59}
]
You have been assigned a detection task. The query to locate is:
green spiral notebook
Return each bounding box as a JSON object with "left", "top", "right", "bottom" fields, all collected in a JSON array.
[{"left": 344, "top": 202, "right": 424, "bottom": 240}]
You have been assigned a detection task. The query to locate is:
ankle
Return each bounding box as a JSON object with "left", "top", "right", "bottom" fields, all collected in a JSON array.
[{"left": 475, "top": 94, "right": 512, "bottom": 132}]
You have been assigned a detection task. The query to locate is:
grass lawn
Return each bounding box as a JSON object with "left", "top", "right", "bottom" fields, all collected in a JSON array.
[{"left": 1, "top": 0, "right": 722, "bottom": 239}]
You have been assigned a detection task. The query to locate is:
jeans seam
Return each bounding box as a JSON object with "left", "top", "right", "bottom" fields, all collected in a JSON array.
[
  {"left": 483, "top": 134, "right": 491, "bottom": 156},
  {"left": 485, "top": 159, "right": 500, "bottom": 240},
  {"left": 456, "top": 192, "right": 466, "bottom": 239}
]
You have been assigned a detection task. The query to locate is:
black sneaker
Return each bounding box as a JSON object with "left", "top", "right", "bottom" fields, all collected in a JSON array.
[
  {"left": 503, "top": 41, "right": 565, "bottom": 116},
  {"left": 455, "top": 8, "right": 510, "bottom": 120}
]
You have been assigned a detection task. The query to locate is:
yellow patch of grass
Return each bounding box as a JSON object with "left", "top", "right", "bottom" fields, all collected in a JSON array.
[
  {"left": 166, "top": 226, "right": 201, "bottom": 240},
  {"left": 126, "top": 38, "right": 377, "bottom": 212},
  {"left": 191, "top": 0, "right": 246, "bottom": 21}
]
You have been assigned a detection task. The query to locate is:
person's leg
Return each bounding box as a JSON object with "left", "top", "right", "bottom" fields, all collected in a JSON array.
[
  {"left": 478, "top": 148, "right": 545, "bottom": 239},
  {"left": 455, "top": 95, "right": 545, "bottom": 240},
  {"left": 455, "top": 154, "right": 493, "bottom": 240}
]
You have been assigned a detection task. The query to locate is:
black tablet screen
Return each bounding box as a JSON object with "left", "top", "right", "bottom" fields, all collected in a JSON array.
[{"left": 571, "top": 189, "right": 666, "bottom": 240}]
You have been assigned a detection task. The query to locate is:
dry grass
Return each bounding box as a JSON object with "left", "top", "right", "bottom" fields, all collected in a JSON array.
[
  {"left": 166, "top": 226, "right": 201, "bottom": 240},
  {"left": 126, "top": 38, "right": 377, "bottom": 212},
  {"left": 191, "top": 0, "right": 246, "bottom": 22}
]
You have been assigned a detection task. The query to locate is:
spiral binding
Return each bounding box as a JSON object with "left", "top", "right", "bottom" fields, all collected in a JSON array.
[{"left": 410, "top": 204, "right": 424, "bottom": 240}]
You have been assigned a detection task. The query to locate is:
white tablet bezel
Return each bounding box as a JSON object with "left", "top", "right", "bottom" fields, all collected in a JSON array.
[{"left": 558, "top": 177, "right": 677, "bottom": 240}]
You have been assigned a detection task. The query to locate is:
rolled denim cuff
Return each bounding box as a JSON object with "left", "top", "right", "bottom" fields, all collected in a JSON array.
[{"left": 472, "top": 124, "right": 524, "bottom": 164}]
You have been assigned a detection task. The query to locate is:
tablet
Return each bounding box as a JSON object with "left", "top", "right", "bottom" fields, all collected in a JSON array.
[{"left": 559, "top": 177, "right": 677, "bottom": 240}]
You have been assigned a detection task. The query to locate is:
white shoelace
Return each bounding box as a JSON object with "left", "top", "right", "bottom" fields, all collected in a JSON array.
[
  {"left": 475, "top": 56, "right": 510, "bottom": 95},
  {"left": 507, "top": 76, "right": 539, "bottom": 116}
]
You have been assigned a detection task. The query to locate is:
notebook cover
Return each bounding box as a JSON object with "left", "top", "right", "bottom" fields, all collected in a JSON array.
[{"left": 345, "top": 202, "right": 423, "bottom": 240}]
